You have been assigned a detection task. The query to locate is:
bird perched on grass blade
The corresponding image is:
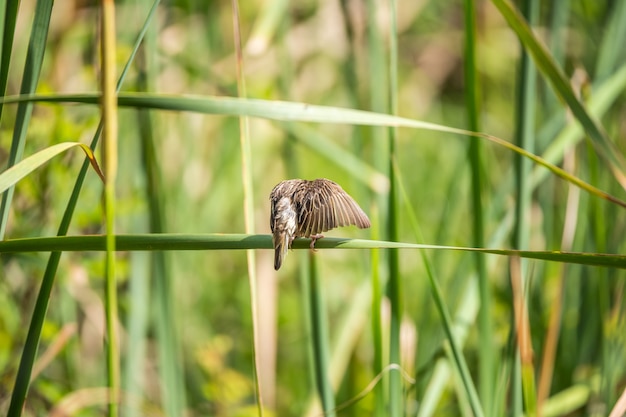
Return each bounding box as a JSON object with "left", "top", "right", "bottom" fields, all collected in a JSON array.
[{"left": 270, "top": 178, "right": 371, "bottom": 270}]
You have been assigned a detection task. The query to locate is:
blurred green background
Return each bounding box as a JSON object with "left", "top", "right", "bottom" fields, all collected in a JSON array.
[{"left": 1, "top": 0, "right": 626, "bottom": 416}]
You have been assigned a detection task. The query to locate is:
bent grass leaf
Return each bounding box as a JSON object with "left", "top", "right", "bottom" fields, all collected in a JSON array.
[
  {"left": 1, "top": 93, "right": 624, "bottom": 209},
  {"left": 0, "top": 142, "right": 105, "bottom": 194}
]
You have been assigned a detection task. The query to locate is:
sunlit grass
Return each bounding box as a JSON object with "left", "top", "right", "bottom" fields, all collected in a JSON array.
[{"left": 1, "top": 1, "right": 625, "bottom": 417}]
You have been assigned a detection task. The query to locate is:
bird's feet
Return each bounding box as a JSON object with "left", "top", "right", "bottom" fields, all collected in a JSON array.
[{"left": 310, "top": 234, "right": 324, "bottom": 251}]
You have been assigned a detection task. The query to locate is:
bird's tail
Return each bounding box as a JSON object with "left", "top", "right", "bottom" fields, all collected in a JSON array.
[{"left": 273, "top": 233, "right": 289, "bottom": 270}]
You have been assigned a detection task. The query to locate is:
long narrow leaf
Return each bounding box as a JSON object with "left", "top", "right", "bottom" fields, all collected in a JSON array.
[
  {"left": 490, "top": 0, "right": 626, "bottom": 185},
  {"left": 394, "top": 160, "right": 485, "bottom": 417},
  {"left": 463, "top": 1, "right": 493, "bottom": 413},
  {"left": 1, "top": 234, "right": 625, "bottom": 269},
  {"left": 2, "top": 93, "right": 624, "bottom": 210},
  {"left": 386, "top": 0, "right": 402, "bottom": 415},
  {"left": 100, "top": 1, "right": 120, "bottom": 415},
  {"left": 511, "top": 0, "right": 539, "bottom": 414},
  {"left": 0, "top": 0, "right": 53, "bottom": 239},
  {"left": 231, "top": 0, "right": 265, "bottom": 414},
  {"left": 0, "top": 142, "right": 104, "bottom": 194},
  {"left": 132, "top": 1, "right": 186, "bottom": 415},
  {"left": 6, "top": 2, "right": 157, "bottom": 414},
  {"left": 4, "top": 1, "right": 56, "bottom": 414},
  {"left": 0, "top": 0, "right": 19, "bottom": 122},
  {"left": 307, "top": 253, "right": 336, "bottom": 416}
]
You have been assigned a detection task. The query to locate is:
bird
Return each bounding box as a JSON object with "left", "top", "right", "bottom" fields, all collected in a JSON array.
[{"left": 269, "top": 178, "right": 371, "bottom": 270}]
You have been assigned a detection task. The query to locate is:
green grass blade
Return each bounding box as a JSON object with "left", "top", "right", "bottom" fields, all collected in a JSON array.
[
  {"left": 532, "top": 64, "right": 626, "bottom": 188},
  {"left": 132, "top": 1, "right": 186, "bottom": 415},
  {"left": 463, "top": 1, "right": 493, "bottom": 413},
  {"left": 4, "top": 1, "right": 54, "bottom": 414},
  {"left": 0, "top": 0, "right": 19, "bottom": 122},
  {"left": 246, "top": 0, "right": 288, "bottom": 55},
  {"left": 7, "top": 3, "right": 159, "bottom": 416},
  {"left": 511, "top": 0, "right": 539, "bottom": 414},
  {"left": 595, "top": 1, "right": 626, "bottom": 82},
  {"left": 0, "top": 0, "right": 53, "bottom": 239},
  {"left": 2, "top": 93, "right": 625, "bottom": 211},
  {"left": 541, "top": 385, "right": 590, "bottom": 417},
  {"left": 489, "top": 0, "right": 626, "bottom": 182},
  {"left": 304, "top": 280, "right": 374, "bottom": 417},
  {"left": 417, "top": 278, "right": 480, "bottom": 417},
  {"left": 123, "top": 250, "right": 151, "bottom": 417},
  {"left": 364, "top": 0, "right": 389, "bottom": 413},
  {"left": 2, "top": 4, "right": 623, "bottom": 415},
  {"left": 386, "top": 0, "right": 402, "bottom": 415},
  {"left": 2, "top": 234, "right": 625, "bottom": 269},
  {"left": 369, "top": 208, "right": 385, "bottom": 417},
  {"left": 307, "top": 254, "right": 336, "bottom": 416},
  {"left": 0, "top": 142, "right": 103, "bottom": 194},
  {"left": 394, "top": 162, "right": 485, "bottom": 417},
  {"left": 429, "top": 282, "right": 483, "bottom": 416}
]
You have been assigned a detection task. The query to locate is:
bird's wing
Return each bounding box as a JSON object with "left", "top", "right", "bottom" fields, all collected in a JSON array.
[{"left": 297, "top": 179, "right": 370, "bottom": 237}]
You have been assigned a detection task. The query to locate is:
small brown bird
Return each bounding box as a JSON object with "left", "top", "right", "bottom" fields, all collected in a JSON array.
[{"left": 270, "top": 178, "right": 371, "bottom": 270}]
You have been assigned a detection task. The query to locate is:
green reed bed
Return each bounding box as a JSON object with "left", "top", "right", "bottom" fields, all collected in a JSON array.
[{"left": 1, "top": 2, "right": 625, "bottom": 417}]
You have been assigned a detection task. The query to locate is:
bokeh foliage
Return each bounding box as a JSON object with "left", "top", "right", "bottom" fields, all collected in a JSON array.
[{"left": 1, "top": 0, "right": 626, "bottom": 416}]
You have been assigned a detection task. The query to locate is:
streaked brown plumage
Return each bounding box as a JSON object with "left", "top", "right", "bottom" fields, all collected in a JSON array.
[{"left": 270, "top": 178, "right": 371, "bottom": 270}]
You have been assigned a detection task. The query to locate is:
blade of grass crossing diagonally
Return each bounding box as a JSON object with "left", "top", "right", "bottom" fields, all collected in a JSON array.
[
  {"left": 3, "top": 141, "right": 104, "bottom": 417},
  {"left": 392, "top": 162, "right": 485, "bottom": 417},
  {"left": 101, "top": 0, "right": 120, "bottom": 415},
  {"left": 3, "top": 2, "right": 56, "bottom": 414},
  {"left": 417, "top": 279, "right": 480, "bottom": 417},
  {"left": 490, "top": 0, "right": 626, "bottom": 187},
  {"left": 532, "top": 64, "right": 626, "bottom": 189},
  {"left": 6, "top": 3, "right": 159, "bottom": 416},
  {"left": 0, "top": 0, "right": 52, "bottom": 239},
  {"left": 463, "top": 1, "right": 494, "bottom": 414}
]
